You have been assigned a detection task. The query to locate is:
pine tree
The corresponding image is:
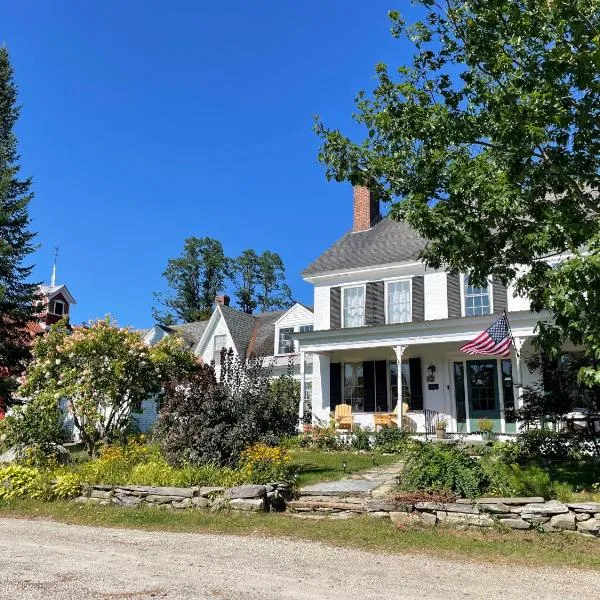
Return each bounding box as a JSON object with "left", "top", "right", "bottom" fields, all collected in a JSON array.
[{"left": 0, "top": 47, "right": 39, "bottom": 403}]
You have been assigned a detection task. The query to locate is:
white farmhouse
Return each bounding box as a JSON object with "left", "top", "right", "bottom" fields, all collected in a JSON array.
[{"left": 296, "top": 186, "right": 547, "bottom": 436}]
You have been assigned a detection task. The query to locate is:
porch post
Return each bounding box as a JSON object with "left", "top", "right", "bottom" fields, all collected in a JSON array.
[
  {"left": 513, "top": 337, "right": 526, "bottom": 431},
  {"left": 393, "top": 345, "right": 408, "bottom": 429},
  {"left": 299, "top": 351, "right": 306, "bottom": 430}
]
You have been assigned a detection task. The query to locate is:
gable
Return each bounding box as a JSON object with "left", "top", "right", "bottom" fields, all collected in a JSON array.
[
  {"left": 274, "top": 303, "right": 314, "bottom": 328},
  {"left": 196, "top": 308, "right": 236, "bottom": 362}
]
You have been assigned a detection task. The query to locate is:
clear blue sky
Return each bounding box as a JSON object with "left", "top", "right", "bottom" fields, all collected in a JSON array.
[{"left": 4, "top": 1, "right": 417, "bottom": 328}]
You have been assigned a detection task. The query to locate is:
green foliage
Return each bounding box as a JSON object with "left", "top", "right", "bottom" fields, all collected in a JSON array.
[
  {"left": 400, "top": 442, "right": 489, "bottom": 498},
  {"left": 153, "top": 236, "right": 228, "bottom": 324},
  {"left": 238, "top": 443, "right": 293, "bottom": 484},
  {"left": 155, "top": 354, "right": 299, "bottom": 466},
  {"left": 20, "top": 318, "right": 197, "bottom": 458},
  {"left": 373, "top": 426, "right": 411, "bottom": 454},
  {"left": 299, "top": 425, "right": 344, "bottom": 451},
  {"left": 51, "top": 472, "right": 82, "bottom": 500},
  {"left": 229, "top": 248, "right": 293, "bottom": 314},
  {"left": 0, "top": 396, "right": 66, "bottom": 462},
  {"left": 0, "top": 47, "right": 39, "bottom": 402},
  {"left": 477, "top": 419, "right": 494, "bottom": 434},
  {"left": 481, "top": 458, "right": 573, "bottom": 501},
  {"left": 350, "top": 425, "right": 372, "bottom": 451},
  {"left": 0, "top": 465, "right": 52, "bottom": 500},
  {"left": 316, "top": 1, "right": 600, "bottom": 379}
]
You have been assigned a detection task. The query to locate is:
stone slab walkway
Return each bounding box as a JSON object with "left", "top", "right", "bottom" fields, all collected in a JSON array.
[{"left": 295, "top": 460, "right": 404, "bottom": 507}]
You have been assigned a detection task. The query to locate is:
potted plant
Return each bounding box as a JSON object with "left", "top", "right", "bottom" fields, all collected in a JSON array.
[
  {"left": 435, "top": 416, "right": 448, "bottom": 439},
  {"left": 478, "top": 418, "right": 495, "bottom": 441}
]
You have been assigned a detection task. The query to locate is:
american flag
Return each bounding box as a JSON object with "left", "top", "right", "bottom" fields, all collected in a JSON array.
[{"left": 460, "top": 313, "right": 513, "bottom": 357}]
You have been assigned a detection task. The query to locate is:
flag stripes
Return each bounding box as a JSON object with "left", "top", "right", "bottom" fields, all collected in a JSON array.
[{"left": 460, "top": 313, "right": 513, "bottom": 357}]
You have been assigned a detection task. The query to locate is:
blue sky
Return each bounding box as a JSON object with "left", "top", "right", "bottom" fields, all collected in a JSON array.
[{"left": 4, "top": 1, "right": 416, "bottom": 328}]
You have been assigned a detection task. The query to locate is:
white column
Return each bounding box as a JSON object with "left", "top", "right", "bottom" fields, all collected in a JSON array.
[
  {"left": 513, "top": 336, "right": 526, "bottom": 431},
  {"left": 298, "top": 351, "right": 306, "bottom": 430},
  {"left": 393, "top": 345, "right": 408, "bottom": 428},
  {"left": 311, "top": 352, "right": 331, "bottom": 424}
]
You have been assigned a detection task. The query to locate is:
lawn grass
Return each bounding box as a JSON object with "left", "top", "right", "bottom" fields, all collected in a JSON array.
[
  {"left": 288, "top": 449, "right": 399, "bottom": 487},
  {"left": 2, "top": 499, "right": 600, "bottom": 570}
]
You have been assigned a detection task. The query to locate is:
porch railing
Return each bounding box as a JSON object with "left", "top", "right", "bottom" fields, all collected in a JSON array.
[{"left": 424, "top": 409, "right": 439, "bottom": 440}]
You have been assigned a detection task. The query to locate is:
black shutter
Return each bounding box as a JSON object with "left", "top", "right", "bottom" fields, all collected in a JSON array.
[
  {"left": 447, "top": 273, "right": 461, "bottom": 318},
  {"left": 330, "top": 362, "right": 342, "bottom": 411},
  {"left": 374, "top": 360, "right": 388, "bottom": 412},
  {"left": 365, "top": 281, "right": 385, "bottom": 326},
  {"left": 363, "top": 361, "right": 375, "bottom": 412},
  {"left": 330, "top": 287, "right": 341, "bottom": 329},
  {"left": 409, "top": 357, "right": 424, "bottom": 411},
  {"left": 492, "top": 279, "right": 508, "bottom": 314},
  {"left": 412, "top": 276, "right": 424, "bottom": 322}
]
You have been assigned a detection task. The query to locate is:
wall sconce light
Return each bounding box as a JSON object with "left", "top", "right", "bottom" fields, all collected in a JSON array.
[{"left": 427, "top": 364, "right": 436, "bottom": 382}]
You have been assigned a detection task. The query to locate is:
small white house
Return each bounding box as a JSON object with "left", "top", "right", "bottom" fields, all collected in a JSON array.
[{"left": 138, "top": 297, "right": 314, "bottom": 431}]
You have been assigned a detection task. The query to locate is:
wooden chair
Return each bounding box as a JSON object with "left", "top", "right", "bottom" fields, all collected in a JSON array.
[
  {"left": 374, "top": 413, "right": 393, "bottom": 430},
  {"left": 334, "top": 403, "right": 353, "bottom": 432}
]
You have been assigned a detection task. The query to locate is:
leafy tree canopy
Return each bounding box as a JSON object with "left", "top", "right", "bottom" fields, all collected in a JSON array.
[
  {"left": 0, "top": 46, "right": 39, "bottom": 401},
  {"left": 153, "top": 237, "right": 228, "bottom": 324},
  {"left": 316, "top": 1, "right": 600, "bottom": 381}
]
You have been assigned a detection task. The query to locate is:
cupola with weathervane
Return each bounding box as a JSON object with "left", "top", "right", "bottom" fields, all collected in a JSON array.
[{"left": 38, "top": 247, "right": 76, "bottom": 329}]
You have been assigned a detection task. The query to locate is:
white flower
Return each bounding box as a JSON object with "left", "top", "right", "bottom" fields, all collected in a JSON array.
[{"left": 55, "top": 359, "right": 61, "bottom": 365}]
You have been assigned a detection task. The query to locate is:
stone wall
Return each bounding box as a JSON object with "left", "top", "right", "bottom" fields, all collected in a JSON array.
[
  {"left": 288, "top": 494, "right": 600, "bottom": 536},
  {"left": 77, "top": 482, "right": 291, "bottom": 512}
]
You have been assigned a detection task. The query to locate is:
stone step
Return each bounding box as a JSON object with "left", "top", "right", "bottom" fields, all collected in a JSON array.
[{"left": 287, "top": 499, "right": 367, "bottom": 513}]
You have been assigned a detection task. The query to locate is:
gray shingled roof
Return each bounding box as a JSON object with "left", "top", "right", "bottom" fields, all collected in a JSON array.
[
  {"left": 171, "top": 321, "right": 209, "bottom": 349},
  {"left": 247, "top": 310, "right": 287, "bottom": 357},
  {"left": 302, "top": 217, "right": 427, "bottom": 276},
  {"left": 219, "top": 305, "right": 256, "bottom": 358}
]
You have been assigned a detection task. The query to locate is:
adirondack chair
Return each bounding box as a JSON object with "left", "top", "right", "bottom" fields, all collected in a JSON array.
[
  {"left": 334, "top": 403, "right": 353, "bottom": 432},
  {"left": 374, "top": 412, "right": 394, "bottom": 430}
]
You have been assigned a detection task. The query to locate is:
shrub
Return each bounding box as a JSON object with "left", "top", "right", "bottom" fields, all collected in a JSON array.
[
  {"left": 52, "top": 472, "right": 82, "bottom": 499},
  {"left": 350, "top": 425, "right": 372, "bottom": 451},
  {"left": 374, "top": 426, "right": 410, "bottom": 454},
  {"left": 514, "top": 429, "right": 574, "bottom": 460},
  {"left": 238, "top": 443, "right": 293, "bottom": 484},
  {"left": 481, "top": 458, "right": 573, "bottom": 500},
  {"left": 0, "top": 465, "right": 52, "bottom": 500},
  {"left": 400, "top": 442, "right": 489, "bottom": 498},
  {"left": 155, "top": 353, "right": 300, "bottom": 466},
  {"left": 299, "top": 425, "right": 344, "bottom": 451}
]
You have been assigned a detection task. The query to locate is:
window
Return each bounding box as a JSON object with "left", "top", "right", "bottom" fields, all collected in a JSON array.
[
  {"left": 213, "top": 334, "right": 227, "bottom": 365},
  {"left": 390, "top": 362, "right": 411, "bottom": 411},
  {"left": 344, "top": 363, "right": 364, "bottom": 412},
  {"left": 464, "top": 276, "right": 491, "bottom": 316},
  {"left": 304, "top": 380, "right": 312, "bottom": 401},
  {"left": 278, "top": 327, "right": 295, "bottom": 354},
  {"left": 387, "top": 280, "right": 411, "bottom": 324},
  {"left": 343, "top": 286, "right": 365, "bottom": 328},
  {"left": 468, "top": 361, "right": 496, "bottom": 411},
  {"left": 299, "top": 324, "right": 313, "bottom": 333},
  {"left": 52, "top": 300, "right": 65, "bottom": 316}
]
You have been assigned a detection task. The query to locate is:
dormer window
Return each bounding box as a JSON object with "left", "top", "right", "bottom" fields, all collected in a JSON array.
[
  {"left": 278, "top": 327, "right": 295, "bottom": 354},
  {"left": 464, "top": 276, "right": 491, "bottom": 316},
  {"left": 343, "top": 286, "right": 365, "bottom": 328},
  {"left": 52, "top": 299, "right": 66, "bottom": 316}
]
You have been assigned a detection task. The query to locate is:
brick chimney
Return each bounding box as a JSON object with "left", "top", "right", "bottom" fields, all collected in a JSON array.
[
  {"left": 215, "top": 295, "right": 230, "bottom": 307},
  {"left": 353, "top": 185, "right": 380, "bottom": 232}
]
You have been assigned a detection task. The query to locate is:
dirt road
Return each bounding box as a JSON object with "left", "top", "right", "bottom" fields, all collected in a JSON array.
[{"left": 0, "top": 517, "right": 598, "bottom": 599}]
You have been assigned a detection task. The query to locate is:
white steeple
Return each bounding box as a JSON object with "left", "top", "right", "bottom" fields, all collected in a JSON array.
[{"left": 50, "top": 245, "right": 58, "bottom": 288}]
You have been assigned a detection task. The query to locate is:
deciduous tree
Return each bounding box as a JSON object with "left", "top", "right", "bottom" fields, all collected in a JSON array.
[{"left": 316, "top": 1, "right": 600, "bottom": 381}]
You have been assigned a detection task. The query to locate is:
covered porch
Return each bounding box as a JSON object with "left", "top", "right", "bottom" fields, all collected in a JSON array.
[{"left": 296, "top": 312, "right": 539, "bottom": 436}]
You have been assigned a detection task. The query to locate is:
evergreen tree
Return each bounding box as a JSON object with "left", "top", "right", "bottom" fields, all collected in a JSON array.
[{"left": 0, "top": 47, "right": 39, "bottom": 403}]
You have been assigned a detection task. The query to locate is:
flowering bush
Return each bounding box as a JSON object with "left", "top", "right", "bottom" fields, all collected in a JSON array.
[
  {"left": 19, "top": 318, "right": 199, "bottom": 457},
  {"left": 299, "top": 425, "right": 343, "bottom": 451},
  {"left": 238, "top": 443, "right": 292, "bottom": 484}
]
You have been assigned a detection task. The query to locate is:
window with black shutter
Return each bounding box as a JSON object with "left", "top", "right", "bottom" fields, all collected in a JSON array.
[
  {"left": 409, "top": 357, "right": 424, "bottom": 411},
  {"left": 330, "top": 362, "right": 342, "bottom": 411},
  {"left": 330, "top": 287, "right": 341, "bottom": 329},
  {"left": 363, "top": 361, "right": 375, "bottom": 412}
]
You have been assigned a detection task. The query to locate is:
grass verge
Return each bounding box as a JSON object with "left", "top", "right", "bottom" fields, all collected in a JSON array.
[
  {"left": 289, "top": 450, "right": 399, "bottom": 487},
  {"left": 2, "top": 500, "right": 600, "bottom": 570}
]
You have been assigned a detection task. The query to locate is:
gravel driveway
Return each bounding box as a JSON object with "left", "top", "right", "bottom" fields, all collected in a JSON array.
[{"left": 1, "top": 517, "right": 599, "bottom": 599}]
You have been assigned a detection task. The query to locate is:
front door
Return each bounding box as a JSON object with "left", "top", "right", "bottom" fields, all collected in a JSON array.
[{"left": 467, "top": 360, "right": 501, "bottom": 432}]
